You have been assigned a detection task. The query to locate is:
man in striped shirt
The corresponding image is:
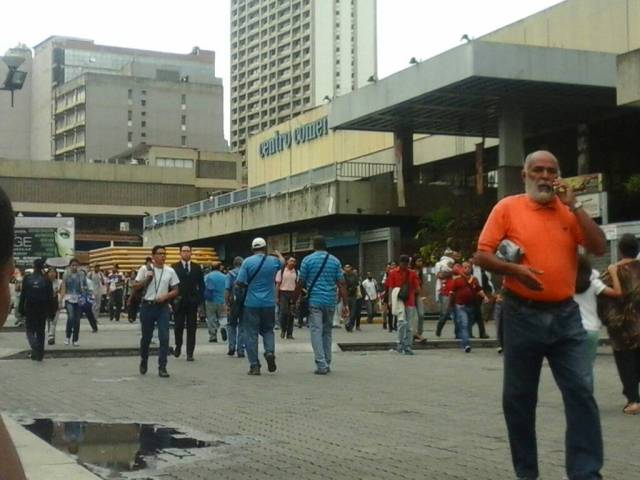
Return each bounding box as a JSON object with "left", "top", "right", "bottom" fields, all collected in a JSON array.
[{"left": 298, "top": 236, "right": 349, "bottom": 375}]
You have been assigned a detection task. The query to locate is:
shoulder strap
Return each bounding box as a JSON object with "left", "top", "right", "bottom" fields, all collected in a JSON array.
[
  {"left": 307, "top": 253, "right": 330, "bottom": 296},
  {"left": 246, "top": 255, "right": 267, "bottom": 287}
]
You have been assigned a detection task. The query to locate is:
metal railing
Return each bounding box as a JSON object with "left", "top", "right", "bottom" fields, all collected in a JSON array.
[{"left": 143, "top": 162, "right": 396, "bottom": 230}]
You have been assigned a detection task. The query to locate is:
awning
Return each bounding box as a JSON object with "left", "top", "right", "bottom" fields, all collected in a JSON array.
[{"left": 330, "top": 41, "right": 620, "bottom": 137}]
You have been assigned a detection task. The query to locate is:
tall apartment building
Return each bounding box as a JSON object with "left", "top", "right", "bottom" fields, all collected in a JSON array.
[
  {"left": 1, "top": 36, "right": 227, "bottom": 162},
  {"left": 230, "top": 0, "right": 377, "bottom": 153}
]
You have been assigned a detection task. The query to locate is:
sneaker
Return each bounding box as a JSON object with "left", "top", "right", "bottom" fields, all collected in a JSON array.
[
  {"left": 314, "top": 368, "right": 329, "bottom": 375},
  {"left": 186, "top": 356, "right": 194, "bottom": 362},
  {"left": 72, "top": 341, "right": 80, "bottom": 347},
  {"left": 64, "top": 338, "right": 70, "bottom": 345},
  {"left": 264, "top": 352, "right": 277, "bottom": 372},
  {"left": 403, "top": 349, "right": 415, "bottom": 356},
  {"left": 158, "top": 369, "right": 170, "bottom": 378},
  {"left": 139, "top": 360, "right": 148, "bottom": 375},
  {"left": 464, "top": 346, "right": 472, "bottom": 353},
  {"left": 47, "top": 338, "right": 55, "bottom": 346},
  {"left": 248, "top": 366, "right": 261, "bottom": 375},
  {"left": 221, "top": 328, "right": 227, "bottom": 342}
]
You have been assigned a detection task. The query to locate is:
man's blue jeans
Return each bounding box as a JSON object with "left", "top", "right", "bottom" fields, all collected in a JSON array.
[
  {"left": 140, "top": 303, "right": 170, "bottom": 370},
  {"left": 309, "top": 305, "right": 334, "bottom": 369},
  {"left": 454, "top": 304, "right": 473, "bottom": 349},
  {"left": 242, "top": 307, "right": 275, "bottom": 368},
  {"left": 502, "top": 296, "right": 603, "bottom": 480}
]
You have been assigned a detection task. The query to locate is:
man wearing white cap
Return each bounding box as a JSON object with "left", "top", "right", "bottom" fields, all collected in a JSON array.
[{"left": 236, "top": 237, "right": 285, "bottom": 375}]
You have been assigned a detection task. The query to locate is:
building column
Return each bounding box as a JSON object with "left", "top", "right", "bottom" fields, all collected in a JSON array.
[
  {"left": 393, "top": 128, "right": 413, "bottom": 207},
  {"left": 497, "top": 103, "right": 524, "bottom": 199},
  {"left": 577, "top": 123, "right": 590, "bottom": 174}
]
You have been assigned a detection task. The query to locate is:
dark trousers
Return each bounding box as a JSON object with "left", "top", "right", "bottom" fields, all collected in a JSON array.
[
  {"left": 502, "top": 296, "right": 603, "bottom": 480},
  {"left": 173, "top": 302, "right": 198, "bottom": 357},
  {"left": 128, "top": 297, "right": 141, "bottom": 322},
  {"left": 81, "top": 303, "right": 98, "bottom": 332},
  {"left": 140, "top": 303, "right": 170, "bottom": 370},
  {"left": 612, "top": 348, "right": 640, "bottom": 403},
  {"left": 346, "top": 297, "right": 359, "bottom": 330},
  {"left": 109, "top": 289, "right": 123, "bottom": 321},
  {"left": 25, "top": 309, "right": 47, "bottom": 360},
  {"left": 65, "top": 301, "right": 81, "bottom": 342},
  {"left": 470, "top": 300, "right": 488, "bottom": 337},
  {"left": 278, "top": 291, "right": 295, "bottom": 338}
]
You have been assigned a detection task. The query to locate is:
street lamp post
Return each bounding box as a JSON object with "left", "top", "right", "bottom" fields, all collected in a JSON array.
[{"left": 0, "top": 55, "right": 28, "bottom": 107}]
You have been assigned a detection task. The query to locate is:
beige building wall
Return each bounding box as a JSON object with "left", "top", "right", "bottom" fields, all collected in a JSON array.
[
  {"left": 247, "top": 104, "right": 393, "bottom": 186},
  {"left": 481, "top": 0, "right": 640, "bottom": 54}
]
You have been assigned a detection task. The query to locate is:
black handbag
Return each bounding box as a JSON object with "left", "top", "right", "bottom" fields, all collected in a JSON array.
[
  {"left": 397, "top": 272, "right": 410, "bottom": 302},
  {"left": 299, "top": 253, "right": 330, "bottom": 319}
]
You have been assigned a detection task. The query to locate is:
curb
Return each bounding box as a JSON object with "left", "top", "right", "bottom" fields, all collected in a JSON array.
[{"left": 2, "top": 347, "right": 158, "bottom": 360}]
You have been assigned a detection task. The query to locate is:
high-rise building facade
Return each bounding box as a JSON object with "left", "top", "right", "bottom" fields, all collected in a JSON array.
[
  {"left": 230, "top": 0, "right": 377, "bottom": 153},
  {"left": 1, "top": 36, "right": 227, "bottom": 162}
]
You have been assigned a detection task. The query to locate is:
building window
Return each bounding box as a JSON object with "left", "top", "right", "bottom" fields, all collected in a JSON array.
[
  {"left": 127, "top": 89, "right": 132, "bottom": 100},
  {"left": 127, "top": 110, "right": 132, "bottom": 121},
  {"left": 127, "top": 132, "right": 133, "bottom": 142},
  {"left": 181, "top": 136, "right": 187, "bottom": 146},
  {"left": 141, "top": 99, "right": 146, "bottom": 106},
  {"left": 181, "top": 115, "right": 186, "bottom": 126},
  {"left": 181, "top": 94, "right": 186, "bottom": 104},
  {"left": 141, "top": 132, "right": 146, "bottom": 138},
  {"left": 141, "top": 121, "right": 146, "bottom": 128},
  {"left": 141, "top": 111, "right": 146, "bottom": 116},
  {"left": 141, "top": 90, "right": 147, "bottom": 96}
]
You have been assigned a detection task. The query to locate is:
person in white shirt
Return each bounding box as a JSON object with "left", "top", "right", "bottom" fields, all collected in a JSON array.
[
  {"left": 574, "top": 254, "right": 622, "bottom": 370},
  {"left": 87, "top": 265, "right": 105, "bottom": 318},
  {"left": 361, "top": 273, "right": 378, "bottom": 324},
  {"left": 134, "top": 245, "right": 179, "bottom": 378}
]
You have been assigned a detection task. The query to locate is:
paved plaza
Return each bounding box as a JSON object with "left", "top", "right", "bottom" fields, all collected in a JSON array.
[{"left": 1, "top": 318, "right": 638, "bottom": 479}]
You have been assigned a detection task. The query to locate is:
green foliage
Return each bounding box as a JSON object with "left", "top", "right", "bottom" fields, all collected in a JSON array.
[
  {"left": 415, "top": 203, "right": 491, "bottom": 263},
  {"left": 624, "top": 175, "right": 640, "bottom": 196}
]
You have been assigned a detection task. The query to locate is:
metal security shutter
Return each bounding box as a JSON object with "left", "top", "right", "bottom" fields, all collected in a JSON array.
[{"left": 362, "top": 240, "right": 388, "bottom": 279}]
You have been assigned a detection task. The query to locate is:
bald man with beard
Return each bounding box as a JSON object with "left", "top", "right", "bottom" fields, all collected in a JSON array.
[{"left": 474, "top": 151, "right": 606, "bottom": 480}]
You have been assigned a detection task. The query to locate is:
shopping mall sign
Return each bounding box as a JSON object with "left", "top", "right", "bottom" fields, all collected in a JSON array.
[{"left": 259, "top": 116, "right": 329, "bottom": 158}]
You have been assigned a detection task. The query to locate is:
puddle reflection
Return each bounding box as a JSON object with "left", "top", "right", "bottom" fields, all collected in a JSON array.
[{"left": 24, "top": 419, "right": 218, "bottom": 475}]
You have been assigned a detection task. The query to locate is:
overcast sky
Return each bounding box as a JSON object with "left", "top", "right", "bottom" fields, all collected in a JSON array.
[{"left": 1, "top": 0, "right": 562, "bottom": 142}]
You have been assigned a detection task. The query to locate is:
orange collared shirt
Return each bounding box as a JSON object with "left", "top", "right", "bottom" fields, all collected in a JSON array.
[{"left": 478, "top": 194, "right": 585, "bottom": 302}]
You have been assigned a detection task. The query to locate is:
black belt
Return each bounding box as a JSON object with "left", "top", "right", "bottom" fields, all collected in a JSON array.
[
  {"left": 141, "top": 300, "right": 165, "bottom": 305},
  {"left": 504, "top": 290, "right": 573, "bottom": 310}
]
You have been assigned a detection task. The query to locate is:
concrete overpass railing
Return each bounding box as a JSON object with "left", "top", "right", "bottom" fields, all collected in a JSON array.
[{"left": 144, "top": 162, "right": 396, "bottom": 230}]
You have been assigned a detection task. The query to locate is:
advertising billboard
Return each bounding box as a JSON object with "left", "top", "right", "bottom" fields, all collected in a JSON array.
[{"left": 13, "top": 217, "right": 75, "bottom": 267}]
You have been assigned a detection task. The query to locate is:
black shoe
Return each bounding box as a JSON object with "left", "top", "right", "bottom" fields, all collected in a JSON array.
[
  {"left": 159, "top": 369, "right": 170, "bottom": 378},
  {"left": 221, "top": 328, "right": 227, "bottom": 342},
  {"left": 209, "top": 336, "right": 217, "bottom": 343},
  {"left": 186, "top": 356, "right": 194, "bottom": 362},
  {"left": 227, "top": 349, "right": 236, "bottom": 356},
  {"left": 286, "top": 335, "right": 294, "bottom": 340},
  {"left": 480, "top": 334, "right": 490, "bottom": 339},
  {"left": 139, "top": 360, "right": 148, "bottom": 375},
  {"left": 173, "top": 345, "right": 181, "bottom": 358},
  {"left": 314, "top": 368, "right": 329, "bottom": 375},
  {"left": 47, "top": 338, "right": 55, "bottom": 345},
  {"left": 264, "top": 352, "right": 277, "bottom": 372},
  {"left": 248, "top": 366, "right": 261, "bottom": 375},
  {"left": 237, "top": 352, "right": 245, "bottom": 358},
  {"left": 280, "top": 330, "right": 286, "bottom": 339}
]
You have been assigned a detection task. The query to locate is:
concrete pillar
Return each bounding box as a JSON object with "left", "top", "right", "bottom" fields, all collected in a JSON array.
[
  {"left": 497, "top": 104, "right": 524, "bottom": 199},
  {"left": 393, "top": 129, "right": 413, "bottom": 207},
  {"left": 577, "top": 123, "right": 590, "bottom": 175}
]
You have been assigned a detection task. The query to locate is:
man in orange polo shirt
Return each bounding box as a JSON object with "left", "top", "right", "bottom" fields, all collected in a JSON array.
[{"left": 474, "top": 151, "right": 606, "bottom": 480}]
